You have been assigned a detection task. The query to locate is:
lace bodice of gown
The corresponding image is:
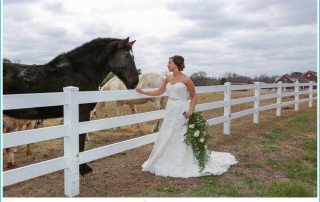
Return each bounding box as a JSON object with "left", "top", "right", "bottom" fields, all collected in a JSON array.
[{"left": 166, "top": 82, "right": 189, "bottom": 101}]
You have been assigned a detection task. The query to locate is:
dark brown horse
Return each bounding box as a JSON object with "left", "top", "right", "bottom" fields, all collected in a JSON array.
[{"left": 3, "top": 37, "right": 139, "bottom": 176}]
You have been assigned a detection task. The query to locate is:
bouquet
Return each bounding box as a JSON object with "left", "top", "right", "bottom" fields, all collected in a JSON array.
[{"left": 184, "top": 111, "right": 211, "bottom": 172}]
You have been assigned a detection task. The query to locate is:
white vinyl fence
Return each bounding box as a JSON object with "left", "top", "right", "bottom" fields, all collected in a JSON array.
[{"left": 2, "top": 81, "right": 317, "bottom": 197}]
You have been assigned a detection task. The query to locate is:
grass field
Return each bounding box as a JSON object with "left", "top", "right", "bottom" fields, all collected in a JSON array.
[{"left": 3, "top": 91, "right": 318, "bottom": 197}]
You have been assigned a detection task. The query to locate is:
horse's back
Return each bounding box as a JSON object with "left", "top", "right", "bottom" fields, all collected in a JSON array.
[
  {"left": 101, "top": 76, "right": 127, "bottom": 91},
  {"left": 3, "top": 62, "right": 74, "bottom": 119},
  {"left": 138, "top": 72, "right": 163, "bottom": 88},
  {"left": 3, "top": 62, "right": 24, "bottom": 94},
  {"left": 102, "top": 72, "right": 163, "bottom": 91}
]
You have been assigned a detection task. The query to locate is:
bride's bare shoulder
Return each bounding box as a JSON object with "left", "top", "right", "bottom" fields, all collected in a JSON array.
[{"left": 182, "top": 75, "right": 192, "bottom": 82}]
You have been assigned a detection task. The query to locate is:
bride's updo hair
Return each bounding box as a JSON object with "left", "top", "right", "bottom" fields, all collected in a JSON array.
[{"left": 170, "top": 55, "right": 185, "bottom": 71}]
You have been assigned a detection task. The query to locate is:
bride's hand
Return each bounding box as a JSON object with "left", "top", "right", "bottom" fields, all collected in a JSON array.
[
  {"left": 135, "top": 88, "right": 144, "bottom": 94},
  {"left": 183, "top": 111, "right": 192, "bottom": 118}
]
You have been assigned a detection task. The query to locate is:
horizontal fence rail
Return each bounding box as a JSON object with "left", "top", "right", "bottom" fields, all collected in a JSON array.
[
  {"left": 3, "top": 92, "right": 68, "bottom": 110},
  {"left": 79, "top": 110, "right": 165, "bottom": 134},
  {"left": 3, "top": 125, "right": 67, "bottom": 148},
  {"left": 79, "top": 133, "right": 159, "bottom": 164},
  {"left": 3, "top": 157, "right": 69, "bottom": 187},
  {"left": 2, "top": 81, "right": 317, "bottom": 197}
]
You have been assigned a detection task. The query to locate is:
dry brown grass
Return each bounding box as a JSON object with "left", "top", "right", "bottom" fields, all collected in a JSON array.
[{"left": 2, "top": 91, "right": 317, "bottom": 197}]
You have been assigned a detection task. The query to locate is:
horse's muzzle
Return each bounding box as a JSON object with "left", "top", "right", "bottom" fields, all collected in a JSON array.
[{"left": 127, "top": 79, "right": 139, "bottom": 89}]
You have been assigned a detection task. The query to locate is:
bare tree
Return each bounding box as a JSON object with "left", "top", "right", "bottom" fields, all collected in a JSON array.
[
  {"left": 190, "top": 71, "right": 218, "bottom": 86},
  {"left": 255, "top": 73, "right": 278, "bottom": 83},
  {"left": 13, "top": 58, "right": 21, "bottom": 64},
  {"left": 3, "top": 58, "right": 11, "bottom": 63},
  {"left": 222, "top": 72, "right": 252, "bottom": 83}
]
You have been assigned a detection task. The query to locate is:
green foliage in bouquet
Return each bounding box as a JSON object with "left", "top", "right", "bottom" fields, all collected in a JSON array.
[{"left": 184, "top": 111, "right": 211, "bottom": 172}]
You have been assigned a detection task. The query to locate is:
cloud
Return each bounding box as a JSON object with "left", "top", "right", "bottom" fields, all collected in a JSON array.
[
  {"left": 42, "top": 2, "right": 65, "bottom": 13},
  {"left": 162, "top": 0, "right": 317, "bottom": 77},
  {"left": 3, "top": 0, "right": 40, "bottom": 5},
  {"left": 3, "top": 0, "right": 317, "bottom": 78}
]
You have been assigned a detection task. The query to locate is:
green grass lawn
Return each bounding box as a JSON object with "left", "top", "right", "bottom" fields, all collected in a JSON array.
[{"left": 189, "top": 109, "right": 317, "bottom": 197}]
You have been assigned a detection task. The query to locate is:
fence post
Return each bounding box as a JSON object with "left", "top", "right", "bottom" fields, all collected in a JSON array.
[
  {"left": 253, "top": 82, "right": 260, "bottom": 124},
  {"left": 294, "top": 81, "right": 299, "bottom": 111},
  {"left": 309, "top": 81, "right": 313, "bottom": 107},
  {"left": 224, "top": 82, "right": 231, "bottom": 135},
  {"left": 63, "top": 86, "right": 80, "bottom": 197},
  {"left": 276, "top": 82, "right": 282, "bottom": 116}
]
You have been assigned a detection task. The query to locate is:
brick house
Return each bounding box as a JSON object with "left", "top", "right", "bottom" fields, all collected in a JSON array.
[
  {"left": 301, "top": 71, "right": 317, "bottom": 89},
  {"left": 274, "top": 71, "right": 317, "bottom": 91},
  {"left": 274, "top": 74, "right": 295, "bottom": 91}
]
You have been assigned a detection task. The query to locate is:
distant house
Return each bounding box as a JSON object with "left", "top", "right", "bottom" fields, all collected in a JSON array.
[
  {"left": 302, "top": 71, "right": 317, "bottom": 82},
  {"left": 274, "top": 74, "right": 295, "bottom": 91},
  {"left": 290, "top": 72, "right": 307, "bottom": 83},
  {"left": 274, "top": 71, "right": 317, "bottom": 91},
  {"left": 301, "top": 71, "right": 317, "bottom": 89},
  {"left": 275, "top": 74, "right": 294, "bottom": 84}
]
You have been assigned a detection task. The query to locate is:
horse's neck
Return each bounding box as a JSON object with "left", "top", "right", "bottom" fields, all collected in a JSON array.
[
  {"left": 47, "top": 46, "right": 113, "bottom": 88},
  {"left": 83, "top": 60, "right": 110, "bottom": 84},
  {"left": 98, "top": 70, "right": 111, "bottom": 86}
]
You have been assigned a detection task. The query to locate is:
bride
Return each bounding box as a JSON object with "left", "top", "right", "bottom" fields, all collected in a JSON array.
[{"left": 135, "top": 55, "right": 237, "bottom": 178}]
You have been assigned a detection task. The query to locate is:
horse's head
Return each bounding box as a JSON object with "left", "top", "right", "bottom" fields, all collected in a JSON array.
[{"left": 109, "top": 37, "right": 139, "bottom": 89}]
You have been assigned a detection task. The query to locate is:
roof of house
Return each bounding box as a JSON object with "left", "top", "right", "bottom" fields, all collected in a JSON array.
[
  {"left": 275, "top": 70, "right": 317, "bottom": 84},
  {"left": 302, "top": 70, "right": 317, "bottom": 77},
  {"left": 290, "top": 72, "right": 303, "bottom": 79},
  {"left": 274, "top": 74, "right": 294, "bottom": 83}
]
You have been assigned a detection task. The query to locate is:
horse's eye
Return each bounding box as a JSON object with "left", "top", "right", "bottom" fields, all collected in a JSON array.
[{"left": 125, "top": 52, "right": 133, "bottom": 60}]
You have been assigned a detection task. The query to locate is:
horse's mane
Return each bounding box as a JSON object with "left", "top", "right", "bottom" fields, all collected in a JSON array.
[
  {"left": 46, "top": 38, "right": 122, "bottom": 66},
  {"left": 67, "top": 37, "right": 121, "bottom": 55}
]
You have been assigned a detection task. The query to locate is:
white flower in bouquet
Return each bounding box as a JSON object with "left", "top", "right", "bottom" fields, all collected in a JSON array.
[
  {"left": 194, "top": 130, "right": 200, "bottom": 137},
  {"left": 184, "top": 111, "right": 211, "bottom": 172},
  {"left": 189, "top": 124, "right": 195, "bottom": 129},
  {"left": 204, "top": 145, "right": 208, "bottom": 150}
]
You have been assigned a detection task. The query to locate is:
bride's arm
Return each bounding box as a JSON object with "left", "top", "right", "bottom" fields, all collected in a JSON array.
[
  {"left": 135, "top": 77, "right": 168, "bottom": 96},
  {"left": 185, "top": 78, "right": 197, "bottom": 118}
]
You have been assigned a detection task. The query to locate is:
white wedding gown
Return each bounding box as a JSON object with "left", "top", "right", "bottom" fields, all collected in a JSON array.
[{"left": 142, "top": 82, "right": 237, "bottom": 178}]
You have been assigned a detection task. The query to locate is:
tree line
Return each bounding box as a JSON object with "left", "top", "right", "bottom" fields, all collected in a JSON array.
[{"left": 190, "top": 71, "right": 279, "bottom": 86}]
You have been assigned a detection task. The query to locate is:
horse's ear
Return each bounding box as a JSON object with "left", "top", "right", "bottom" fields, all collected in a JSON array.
[
  {"left": 129, "top": 40, "right": 136, "bottom": 46},
  {"left": 124, "top": 37, "right": 130, "bottom": 44},
  {"left": 118, "top": 37, "right": 130, "bottom": 48}
]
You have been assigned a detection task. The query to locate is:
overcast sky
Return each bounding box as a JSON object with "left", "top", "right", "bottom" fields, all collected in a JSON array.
[{"left": 3, "top": 0, "right": 318, "bottom": 78}]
